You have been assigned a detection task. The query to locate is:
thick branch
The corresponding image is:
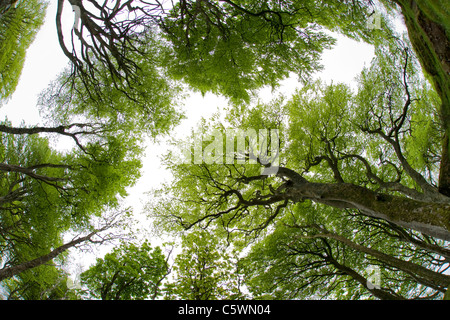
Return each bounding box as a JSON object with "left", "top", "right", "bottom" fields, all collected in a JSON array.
[
  {"left": 0, "top": 163, "right": 68, "bottom": 184},
  {"left": 0, "top": 123, "right": 105, "bottom": 158},
  {"left": 56, "top": 0, "right": 80, "bottom": 66},
  {"left": 285, "top": 179, "right": 450, "bottom": 241}
]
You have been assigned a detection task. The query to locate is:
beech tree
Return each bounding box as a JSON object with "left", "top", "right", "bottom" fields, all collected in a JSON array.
[
  {"left": 149, "top": 37, "right": 450, "bottom": 298},
  {"left": 243, "top": 205, "right": 449, "bottom": 300},
  {"left": 2, "top": 263, "right": 80, "bottom": 300},
  {"left": 0, "top": 0, "right": 180, "bottom": 294},
  {"left": 163, "top": 230, "right": 246, "bottom": 300},
  {"left": 152, "top": 37, "right": 449, "bottom": 241},
  {"left": 0, "top": 218, "right": 122, "bottom": 283},
  {"left": 2, "top": 0, "right": 449, "bottom": 300},
  {"left": 382, "top": 0, "right": 450, "bottom": 196},
  {"left": 51, "top": 0, "right": 449, "bottom": 193},
  {"left": 80, "top": 240, "right": 170, "bottom": 300},
  {"left": 52, "top": 0, "right": 382, "bottom": 104},
  {"left": 0, "top": 207, "right": 132, "bottom": 299},
  {"left": 0, "top": 98, "right": 145, "bottom": 285},
  {"left": 0, "top": 0, "right": 46, "bottom": 103}
]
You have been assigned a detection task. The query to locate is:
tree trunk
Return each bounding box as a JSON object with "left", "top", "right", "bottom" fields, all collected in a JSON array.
[
  {"left": 394, "top": 0, "right": 450, "bottom": 197},
  {"left": 273, "top": 166, "right": 450, "bottom": 240},
  {"left": 326, "top": 257, "right": 404, "bottom": 300},
  {"left": 0, "top": 232, "right": 96, "bottom": 281}
]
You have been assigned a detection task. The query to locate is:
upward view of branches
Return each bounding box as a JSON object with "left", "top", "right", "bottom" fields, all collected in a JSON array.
[{"left": 0, "top": 0, "right": 449, "bottom": 301}]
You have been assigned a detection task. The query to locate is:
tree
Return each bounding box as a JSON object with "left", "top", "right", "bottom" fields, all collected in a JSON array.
[
  {"left": 151, "top": 37, "right": 450, "bottom": 242},
  {"left": 0, "top": 221, "right": 119, "bottom": 282},
  {"left": 54, "top": 0, "right": 167, "bottom": 103},
  {"left": 2, "top": 264, "right": 80, "bottom": 300},
  {"left": 53, "top": 0, "right": 382, "bottom": 104},
  {"left": 158, "top": 0, "right": 379, "bottom": 102},
  {"left": 51, "top": 0, "right": 450, "bottom": 190},
  {"left": 0, "top": 207, "right": 134, "bottom": 300},
  {"left": 0, "top": 11, "right": 185, "bottom": 284},
  {"left": 149, "top": 37, "right": 450, "bottom": 299},
  {"left": 242, "top": 204, "right": 449, "bottom": 300},
  {"left": 163, "top": 230, "right": 246, "bottom": 300},
  {"left": 0, "top": 0, "right": 47, "bottom": 103},
  {"left": 379, "top": 0, "right": 450, "bottom": 197},
  {"left": 80, "top": 240, "right": 170, "bottom": 300},
  {"left": 36, "top": 47, "right": 184, "bottom": 141},
  {"left": 3, "top": 0, "right": 449, "bottom": 301},
  {"left": 0, "top": 115, "right": 144, "bottom": 288},
  {"left": 0, "top": 1, "right": 182, "bottom": 294},
  {"left": 0, "top": 118, "right": 143, "bottom": 220},
  {"left": 42, "top": 0, "right": 450, "bottom": 240}
]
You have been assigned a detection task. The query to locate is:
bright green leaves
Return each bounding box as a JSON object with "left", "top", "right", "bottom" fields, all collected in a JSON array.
[
  {"left": 2, "top": 264, "right": 78, "bottom": 300},
  {"left": 150, "top": 151, "right": 287, "bottom": 241},
  {"left": 0, "top": 0, "right": 47, "bottom": 103},
  {"left": 0, "top": 116, "right": 145, "bottom": 294},
  {"left": 242, "top": 202, "right": 449, "bottom": 300},
  {"left": 354, "top": 37, "right": 443, "bottom": 189},
  {"left": 164, "top": 230, "right": 246, "bottom": 300},
  {"left": 81, "top": 241, "right": 169, "bottom": 300},
  {"left": 146, "top": 29, "right": 450, "bottom": 299},
  {"left": 0, "top": 126, "right": 76, "bottom": 298},
  {"left": 0, "top": 124, "right": 68, "bottom": 248},
  {"left": 2, "top": 0, "right": 448, "bottom": 300},
  {"left": 66, "top": 138, "right": 143, "bottom": 224},
  {"left": 285, "top": 81, "right": 355, "bottom": 180},
  {"left": 355, "top": 38, "right": 418, "bottom": 134},
  {"left": 159, "top": 0, "right": 378, "bottom": 102}
]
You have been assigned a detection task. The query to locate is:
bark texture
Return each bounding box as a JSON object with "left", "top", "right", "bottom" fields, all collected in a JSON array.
[{"left": 276, "top": 167, "right": 450, "bottom": 241}]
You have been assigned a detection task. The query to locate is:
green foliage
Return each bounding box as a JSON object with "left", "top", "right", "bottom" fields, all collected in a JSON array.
[
  {"left": 163, "top": 230, "right": 246, "bottom": 300},
  {"left": 2, "top": 0, "right": 449, "bottom": 301},
  {"left": 38, "top": 49, "right": 184, "bottom": 140},
  {"left": 149, "top": 35, "right": 449, "bottom": 299},
  {"left": 242, "top": 204, "right": 447, "bottom": 300},
  {"left": 0, "top": 117, "right": 144, "bottom": 292},
  {"left": 81, "top": 241, "right": 169, "bottom": 300},
  {"left": 3, "top": 265, "right": 80, "bottom": 300},
  {"left": 0, "top": 0, "right": 47, "bottom": 103},
  {"left": 387, "top": 0, "right": 450, "bottom": 151},
  {"left": 160, "top": 0, "right": 379, "bottom": 102},
  {"left": 284, "top": 80, "right": 356, "bottom": 181},
  {"left": 0, "top": 125, "right": 69, "bottom": 257}
]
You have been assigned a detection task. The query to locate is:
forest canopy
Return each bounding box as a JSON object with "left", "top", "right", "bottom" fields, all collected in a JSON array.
[{"left": 0, "top": 0, "right": 449, "bottom": 300}]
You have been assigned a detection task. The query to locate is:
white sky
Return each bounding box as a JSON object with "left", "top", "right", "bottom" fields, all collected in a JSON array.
[{"left": 0, "top": 1, "right": 379, "bottom": 277}]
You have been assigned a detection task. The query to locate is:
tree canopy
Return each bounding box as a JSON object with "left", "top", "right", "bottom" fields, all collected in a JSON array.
[
  {"left": 0, "top": 0, "right": 449, "bottom": 301},
  {"left": 162, "top": 230, "right": 246, "bottom": 300},
  {"left": 0, "top": 0, "right": 47, "bottom": 103}
]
